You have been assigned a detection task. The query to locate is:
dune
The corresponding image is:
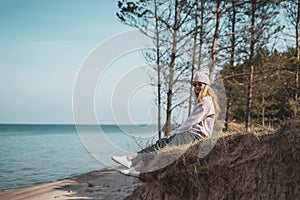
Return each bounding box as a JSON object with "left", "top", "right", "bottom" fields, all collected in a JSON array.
[{"left": 127, "top": 120, "right": 299, "bottom": 200}]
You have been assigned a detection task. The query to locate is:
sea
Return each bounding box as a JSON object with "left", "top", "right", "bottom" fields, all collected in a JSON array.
[{"left": 0, "top": 124, "right": 158, "bottom": 192}]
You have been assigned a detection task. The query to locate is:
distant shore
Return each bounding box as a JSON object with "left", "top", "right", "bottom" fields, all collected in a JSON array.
[{"left": 0, "top": 167, "right": 142, "bottom": 200}]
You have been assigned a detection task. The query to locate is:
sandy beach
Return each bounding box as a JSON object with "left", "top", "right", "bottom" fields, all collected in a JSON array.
[{"left": 0, "top": 167, "right": 142, "bottom": 200}]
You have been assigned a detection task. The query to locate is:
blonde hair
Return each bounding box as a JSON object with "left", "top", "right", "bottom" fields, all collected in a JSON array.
[{"left": 197, "top": 84, "right": 220, "bottom": 120}]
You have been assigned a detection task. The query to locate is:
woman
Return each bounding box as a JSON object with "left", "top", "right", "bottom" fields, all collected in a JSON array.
[{"left": 112, "top": 68, "right": 220, "bottom": 177}]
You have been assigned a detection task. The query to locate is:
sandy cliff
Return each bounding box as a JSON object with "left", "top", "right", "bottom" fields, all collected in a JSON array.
[{"left": 127, "top": 120, "right": 300, "bottom": 200}]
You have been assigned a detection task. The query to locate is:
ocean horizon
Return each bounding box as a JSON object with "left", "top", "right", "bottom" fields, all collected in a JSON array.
[{"left": 0, "top": 124, "right": 158, "bottom": 191}]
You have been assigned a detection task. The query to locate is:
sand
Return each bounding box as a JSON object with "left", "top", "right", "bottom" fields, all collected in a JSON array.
[{"left": 0, "top": 167, "right": 142, "bottom": 200}]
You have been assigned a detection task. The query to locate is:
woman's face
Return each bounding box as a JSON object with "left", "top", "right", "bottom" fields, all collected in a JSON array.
[{"left": 193, "top": 82, "right": 205, "bottom": 95}]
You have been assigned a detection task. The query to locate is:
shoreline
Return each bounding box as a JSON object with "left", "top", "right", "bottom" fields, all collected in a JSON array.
[
  {"left": 0, "top": 167, "right": 109, "bottom": 193},
  {"left": 0, "top": 166, "right": 142, "bottom": 200}
]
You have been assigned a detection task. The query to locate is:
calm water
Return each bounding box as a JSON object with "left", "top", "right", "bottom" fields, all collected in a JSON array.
[{"left": 0, "top": 124, "right": 157, "bottom": 191}]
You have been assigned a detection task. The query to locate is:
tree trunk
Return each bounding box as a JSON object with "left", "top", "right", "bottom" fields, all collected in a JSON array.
[
  {"left": 246, "top": 65, "right": 254, "bottom": 131},
  {"left": 297, "top": 0, "right": 300, "bottom": 61},
  {"left": 188, "top": 0, "right": 199, "bottom": 115},
  {"left": 210, "top": 0, "right": 221, "bottom": 80},
  {"left": 165, "top": 0, "right": 179, "bottom": 136},
  {"left": 262, "top": 95, "right": 265, "bottom": 127},
  {"left": 225, "top": 0, "right": 236, "bottom": 132},
  {"left": 245, "top": 0, "right": 256, "bottom": 132},
  {"left": 296, "top": 0, "right": 300, "bottom": 117},
  {"left": 197, "top": 0, "right": 204, "bottom": 70},
  {"left": 230, "top": 0, "right": 236, "bottom": 67},
  {"left": 154, "top": 0, "right": 162, "bottom": 139},
  {"left": 225, "top": 98, "right": 231, "bottom": 131}
]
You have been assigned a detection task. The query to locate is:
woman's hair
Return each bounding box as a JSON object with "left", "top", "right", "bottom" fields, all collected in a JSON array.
[{"left": 197, "top": 84, "right": 220, "bottom": 119}]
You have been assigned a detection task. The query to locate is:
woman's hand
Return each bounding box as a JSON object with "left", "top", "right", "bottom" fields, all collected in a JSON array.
[{"left": 163, "top": 134, "right": 171, "bottom": 139}]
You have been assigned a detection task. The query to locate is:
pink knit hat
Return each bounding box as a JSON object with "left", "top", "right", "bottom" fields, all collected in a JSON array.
[{"left": 193, "top": 68, "right": 210, "bottom": 85}]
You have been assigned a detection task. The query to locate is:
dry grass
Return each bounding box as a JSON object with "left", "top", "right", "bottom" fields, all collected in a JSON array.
[{"left": 127, "top": 120, "right": 300, "bottom": 200}]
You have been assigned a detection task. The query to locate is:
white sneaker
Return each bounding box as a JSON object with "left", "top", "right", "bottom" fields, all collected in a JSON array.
[
  {"left": 111, "top": 155, "right": 132, "bottom": 169},
  {"left": 120, "top": 167, "right": 140, "bottom": 177}
]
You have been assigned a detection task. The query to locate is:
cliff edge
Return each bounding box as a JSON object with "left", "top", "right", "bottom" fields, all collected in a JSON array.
[{"left": 127, "top": 120, "right": 299, "bottom": 200}]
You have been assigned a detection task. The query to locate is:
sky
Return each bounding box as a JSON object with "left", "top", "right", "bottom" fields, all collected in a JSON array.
[{"left": 0, "top": 0, "right": 156, "bottom": 124}]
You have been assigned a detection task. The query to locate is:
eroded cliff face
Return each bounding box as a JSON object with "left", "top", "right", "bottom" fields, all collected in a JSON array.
[{"left": 127, "top": 120, "right": 300, "bottom": 200}]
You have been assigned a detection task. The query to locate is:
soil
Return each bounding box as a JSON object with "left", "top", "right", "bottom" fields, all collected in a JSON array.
[{"left": 127, "top": 120, "right": 300, "bottom": 200}]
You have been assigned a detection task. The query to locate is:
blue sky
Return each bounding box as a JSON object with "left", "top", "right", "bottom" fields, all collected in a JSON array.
[
  {"left": 1, "top": 1, "right": 292, "bottom": 125},
  {"left": 0, "top": 0, "right": 156, "bottom": 124}
]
